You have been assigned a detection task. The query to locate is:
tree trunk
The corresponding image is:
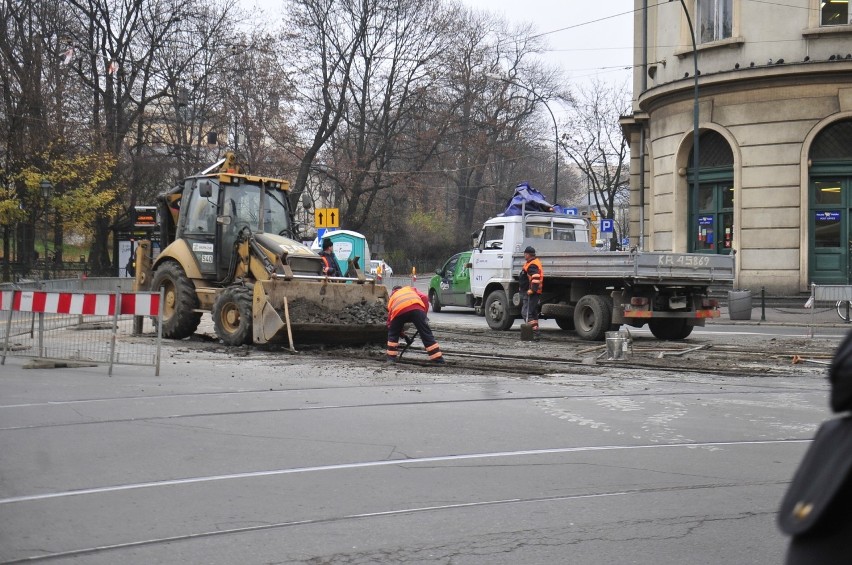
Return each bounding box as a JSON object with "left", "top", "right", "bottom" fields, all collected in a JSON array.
[{"left": 88, "top": 216, "right": 113, "bottom": 276}]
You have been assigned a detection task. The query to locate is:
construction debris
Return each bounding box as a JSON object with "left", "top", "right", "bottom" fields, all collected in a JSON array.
[{"left": 282, "top": 298, "right": 387, "bottom": 325}]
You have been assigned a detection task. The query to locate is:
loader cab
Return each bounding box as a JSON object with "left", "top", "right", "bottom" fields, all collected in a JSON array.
[
  {"left": 177, "top": 178, "right": 220, "bottom": 278},
  {"left": 177, "top": 176, "right": 294, "bottom": 281}
]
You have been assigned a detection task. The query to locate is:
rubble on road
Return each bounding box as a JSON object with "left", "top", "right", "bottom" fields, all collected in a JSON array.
[{"left": 282, "top": 298, "right": 387, "bottom": 325}]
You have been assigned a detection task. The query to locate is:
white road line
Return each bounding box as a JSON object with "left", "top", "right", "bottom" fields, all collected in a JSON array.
[{"left": 0, "top": 438, "right": 808, "bottom": 505}]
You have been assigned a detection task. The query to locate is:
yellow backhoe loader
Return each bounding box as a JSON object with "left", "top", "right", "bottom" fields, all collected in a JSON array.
[{"left": 134, "top": 153, "right": 388, "bottom": 346}]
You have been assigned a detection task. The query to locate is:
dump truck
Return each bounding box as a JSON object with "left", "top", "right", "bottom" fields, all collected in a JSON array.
[
  {"left": 134, "top": 153, "right": 388, "bottom": 346},
  {"left": 470, "top": 211, "right": 735, "bottom": 340}
]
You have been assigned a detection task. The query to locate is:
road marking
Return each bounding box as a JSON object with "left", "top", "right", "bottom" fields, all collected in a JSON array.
[{"left": 0, "top": 438, "right": 809, "bottom": 505}]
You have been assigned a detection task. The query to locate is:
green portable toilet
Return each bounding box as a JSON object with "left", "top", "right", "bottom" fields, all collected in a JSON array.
[{"left": 311, "top": 230, "right": 371, "bottom": 275}]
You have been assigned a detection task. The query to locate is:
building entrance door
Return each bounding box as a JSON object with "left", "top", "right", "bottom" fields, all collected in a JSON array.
[
  {"left": 689, "top": 179, "right": 734, "bottom": 255},
  {"left": 810, "top": 177, "right": 852, "bottom": 285}
]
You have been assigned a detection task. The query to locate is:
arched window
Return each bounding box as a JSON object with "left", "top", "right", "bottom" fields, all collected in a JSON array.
[
  {"left": 809, "top": 120, "right": 852, "bottom": 284},
  {"left": 688, "top": 131, "right": 735, "bottom": 254}
]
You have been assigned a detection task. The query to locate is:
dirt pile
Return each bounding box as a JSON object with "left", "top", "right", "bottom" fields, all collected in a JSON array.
[{"left": 283, "top": 298, "right": 387, "bottom": 325}]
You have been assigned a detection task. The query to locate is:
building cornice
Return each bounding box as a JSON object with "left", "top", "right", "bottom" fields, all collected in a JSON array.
[{"left": 637, "top": 61, "right": 852, "bottom": 114}]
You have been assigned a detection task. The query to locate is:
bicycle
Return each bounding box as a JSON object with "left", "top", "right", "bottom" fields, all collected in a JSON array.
[{"left": 836, "top": 300, "right": 852, "bottom": 322}]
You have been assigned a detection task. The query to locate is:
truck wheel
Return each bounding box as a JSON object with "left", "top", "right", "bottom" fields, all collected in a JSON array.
[
  {"left": 573, "top": 294, "right": 612, "bottom": 341},
  {"left": 429, "top": 290, "right": 442, "bottom": 313},
  {"left": 648, "top": 319, "right": 694, "bottom": 340},
  {"left": 213, "top": 286, "right": 253, "bottom": 345},
  {"left": 485, "top": 290, "right": 514, "bottom": 331},
  {"left": 151, "top": 262, "right": 202, "bottom": 339},
  {"left": 555, "top": 317, "right": 575, "bottom": 331}
]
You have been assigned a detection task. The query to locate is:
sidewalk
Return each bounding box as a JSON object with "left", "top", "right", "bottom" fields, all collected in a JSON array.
[{"left": 711, "top": 297, "right": 852, "bottom": 328}]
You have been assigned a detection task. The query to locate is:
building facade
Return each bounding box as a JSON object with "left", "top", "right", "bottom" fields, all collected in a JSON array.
[{"left": 622, "top": 0, "right": 852, "bottom": 294}]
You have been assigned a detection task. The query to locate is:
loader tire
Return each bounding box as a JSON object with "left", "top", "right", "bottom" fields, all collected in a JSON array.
[
  {"left": 648, "top": 318, "right": 693, "bottom": 340},
  {"left": 213, "top": 285, "right": 253, "bottom": 346},
  {"left": 573, "top": 294, "right": 612, "bottom": 341},
  {"left": 555, "top": 317, "right": 575, "bottom": 331},
  {"left": 428, "top": 290, "right": 442, "bottom": 313},
  {"left": 485, "top": 290, "right": 515, "bottom": 331},
  {"left": 151, "top": 262, "right": 201, "bottom": 339}
]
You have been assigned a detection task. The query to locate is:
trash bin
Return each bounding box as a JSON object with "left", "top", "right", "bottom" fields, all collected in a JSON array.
[{"left": 728, "top": 289, "right": 753, "bottom": 320}]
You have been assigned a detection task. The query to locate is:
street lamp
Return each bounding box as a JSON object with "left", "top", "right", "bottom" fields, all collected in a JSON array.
[
  {"left": 39, "top": 178, "right": 53, "bottom": 280},
  {"left": 670, "top": 0, "right": 700, "bottom": 214},
  {"left": 487, "top": 74, "right": 560, "bottom": 206}
]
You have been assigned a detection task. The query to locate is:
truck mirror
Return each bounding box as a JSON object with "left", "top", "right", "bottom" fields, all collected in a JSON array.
[{"left": 198, "top": 180, "right": 213, "bottom": 198}]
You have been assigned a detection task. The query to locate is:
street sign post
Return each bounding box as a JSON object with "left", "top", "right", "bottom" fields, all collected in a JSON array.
[{"left": 314, "top": 208, "right": 340, "bottom": 229}]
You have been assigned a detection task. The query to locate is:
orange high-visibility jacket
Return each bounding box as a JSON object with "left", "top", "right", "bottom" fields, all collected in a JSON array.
[
  {"left": 388, "top": 286, "right": 428, "bottom": 322},
  {"left": 520, "top": 257, "right": 544, "bottom": 294}
]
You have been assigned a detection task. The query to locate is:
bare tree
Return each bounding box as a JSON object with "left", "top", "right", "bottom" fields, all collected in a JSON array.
[
  {"left": 429, "top": 9, "right": 563, "bottom": 245},
  {"left": 60, "top": 0, "right": 236, "bottom": 273},
  {"left": 281, "top": 0, "right": 370, "bottom": 219},
  {"left": 325, "top": 0, "right": 453, "bottom": 233},
  {"left": 0, "top": 0, "right": 61, "bottom": 273},
  {"left": 559, "top": 79, "right": 630, "bottom": 250}
]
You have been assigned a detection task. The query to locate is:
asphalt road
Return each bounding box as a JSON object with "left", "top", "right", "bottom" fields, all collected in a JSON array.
[{"left": 0, "top": 333, "right": 830, "bottom": 564}]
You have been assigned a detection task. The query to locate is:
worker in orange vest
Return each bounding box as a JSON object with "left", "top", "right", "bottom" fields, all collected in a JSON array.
[
  {"left": 519, "top": 246, "right": 544, "bottom": 341},
  {"left": 386, "top": 285, "right": 444, "bottom": 364}
]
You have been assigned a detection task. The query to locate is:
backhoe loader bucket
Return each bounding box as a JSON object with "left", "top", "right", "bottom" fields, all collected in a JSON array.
[{"left": 252, "top": 279, "right": 389, "bottom": 345}]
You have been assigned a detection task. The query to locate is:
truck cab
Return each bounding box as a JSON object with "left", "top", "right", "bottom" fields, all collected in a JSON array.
[{"left": 470, "top": 213, "right": 590, "bottom": 319}]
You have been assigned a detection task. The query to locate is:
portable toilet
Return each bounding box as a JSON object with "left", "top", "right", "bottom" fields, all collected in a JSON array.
[{"left": 310, "top": 230, "right": 371, "bottom": 275}]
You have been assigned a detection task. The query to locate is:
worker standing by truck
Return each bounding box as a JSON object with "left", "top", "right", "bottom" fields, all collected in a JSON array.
[
  {"left": 386, "top": 285, "right": 445, "bottom": 364},
  {"left": 519, "top": 246, "right": 544, "bottom": 341}
]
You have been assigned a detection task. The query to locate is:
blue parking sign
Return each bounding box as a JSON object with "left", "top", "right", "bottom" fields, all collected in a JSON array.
[{"left": 601, "top": 219, "right": 614, "bottom": 233}]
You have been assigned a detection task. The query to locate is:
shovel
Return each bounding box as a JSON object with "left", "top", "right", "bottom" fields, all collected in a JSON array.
[
  {"left": 397, "top": 329, "right": 420, "bottom": 360},
  {"left": 520, "top": 294, "right": 534, "bottom": 341}
]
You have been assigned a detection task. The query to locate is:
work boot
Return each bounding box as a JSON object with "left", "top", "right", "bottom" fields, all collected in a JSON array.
[
  {"left": 533, "top": 332, "right": 541, "bottom": 342},
  {"left": 432, "top": 357, "right": 446, "bottom": 365},
  {"left": 386, "top": 357, "right": 397, "bottom": 364}
]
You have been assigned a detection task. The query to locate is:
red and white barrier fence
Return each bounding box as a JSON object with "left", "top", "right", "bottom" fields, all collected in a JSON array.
[
  {"left": 1, "top": 290, "right": 162, "bottom": 376},
  {"left": 0, "top": 290, "right": 159, "bottom": 316}
]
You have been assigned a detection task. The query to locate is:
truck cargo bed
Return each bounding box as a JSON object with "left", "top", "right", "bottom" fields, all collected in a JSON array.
[{"left": 514, "top": 251, "right": 735, "bottom": 286}]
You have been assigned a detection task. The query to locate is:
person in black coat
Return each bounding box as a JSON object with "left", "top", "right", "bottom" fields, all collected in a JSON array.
[
  {"left": 779, "top": 329, "right": 852, "bottom": 564},
  {"left": 319, "top": 238, "right": 342, "bottom": 278}
]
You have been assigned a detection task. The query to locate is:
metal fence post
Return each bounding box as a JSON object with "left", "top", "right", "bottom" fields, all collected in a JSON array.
[
  {"left": 810, "top": 284, "right": 816, "bottom": 339},
  {"left": 108, "top": 291, "right": 120, "bottom": 377},
  {"left": 760, "top": 287, "right": 766, "bottom": 321},
  {"left": 155, "top": 288, "right": 163, "bottom": 376},
  {"left": 38, "top": 312, "right": 45, "bottom": 358},
  {"left": 2, "top": 307, "right": 12, "bottom": 365}
]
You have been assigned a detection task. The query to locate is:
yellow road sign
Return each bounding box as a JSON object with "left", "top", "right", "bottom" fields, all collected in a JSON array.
[{"left": 314, "top": 208, "right": 340, "bottom": 228}]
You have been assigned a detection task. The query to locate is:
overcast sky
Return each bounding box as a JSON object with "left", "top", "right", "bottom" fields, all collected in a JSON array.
[
  {"left": 245, "top": 0, "right": 635, "bottom": 94},
  {"left": 460, "top": 0, "right": 634, "bottom": 91}
]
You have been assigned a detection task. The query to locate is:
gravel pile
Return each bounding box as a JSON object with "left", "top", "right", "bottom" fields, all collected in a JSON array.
[{"left": 283, "top": 298, "right": 387, "bottom": 325}]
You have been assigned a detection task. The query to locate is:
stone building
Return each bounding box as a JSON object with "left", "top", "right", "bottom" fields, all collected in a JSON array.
[{"left": 621, "top": 0, "right": 852, "bottom": 294}]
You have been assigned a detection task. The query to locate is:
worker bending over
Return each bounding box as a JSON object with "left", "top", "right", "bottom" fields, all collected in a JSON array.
[{"left": 386, "top": 285, "right": 445, "bottom": 364}]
